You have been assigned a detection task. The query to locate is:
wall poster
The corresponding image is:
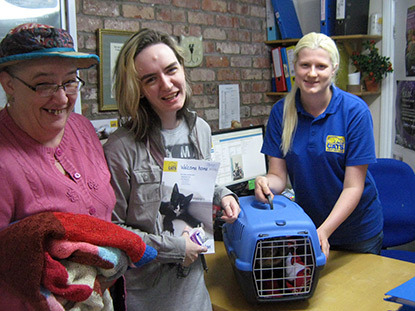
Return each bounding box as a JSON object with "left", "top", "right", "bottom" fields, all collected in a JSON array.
[
  {"left": 395, "top": 80, "right": 415, "bottom": 151},
  {"left": 406, "top": 5, "right": 415, "bottom": 76}
]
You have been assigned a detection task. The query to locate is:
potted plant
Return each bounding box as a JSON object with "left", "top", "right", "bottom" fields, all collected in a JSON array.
[{"left": 350, "top": 40, "right": 393, "bottom": 92}]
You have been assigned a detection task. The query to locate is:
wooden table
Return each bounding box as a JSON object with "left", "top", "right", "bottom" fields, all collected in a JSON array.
[{"left": 205, "top": 241, "right": 415, "bottom": 311}]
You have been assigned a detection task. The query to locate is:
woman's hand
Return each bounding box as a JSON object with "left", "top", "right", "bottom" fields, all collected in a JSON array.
[
  {"left": 255, "top": 157, "right": 287, "bottom": 203},
  {"left": 255, "top": 176, "right": 273, "bottom": 203},
  {"left": 317, "top": 227, "right": 330, "bottom": 260},
  {"left": 220, "top": 195, "right": 240, "bottom": 223},
  {"left": 181, "top": 227, "right": 207, "bottom": 267},
  {"left": 315, "top": 164, "right": 368, "bottom": 260}
]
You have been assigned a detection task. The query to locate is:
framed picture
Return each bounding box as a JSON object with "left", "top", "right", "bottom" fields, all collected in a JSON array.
[{"left": 98, "top": 29, "right": 135, "bottom": 111}]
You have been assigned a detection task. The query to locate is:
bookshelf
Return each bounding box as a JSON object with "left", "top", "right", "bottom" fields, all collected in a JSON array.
[
  {"left": 265, "top": 34, "right": 382, "bottom": 98},
  {"left": 265, "top": 34, "right": 381, "bottom": 46},
  {"left": 266, "top": 90, "right": 381, "bottom": 97}
]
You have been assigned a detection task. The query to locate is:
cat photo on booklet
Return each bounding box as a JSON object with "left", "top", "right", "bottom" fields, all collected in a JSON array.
[{"left": 160, "top": 183, "right": 201, "bottom": 234}]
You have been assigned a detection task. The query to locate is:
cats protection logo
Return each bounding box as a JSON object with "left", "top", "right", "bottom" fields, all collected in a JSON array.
[
  {"left": 326, "top": 135, "right": 345, "bottom": 153},
  {"left": 163, "top": 160, "right": 178, "bottom": 172}
]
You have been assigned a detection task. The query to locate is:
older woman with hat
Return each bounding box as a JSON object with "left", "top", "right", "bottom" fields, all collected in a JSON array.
[{"left": 0, "top": 23, "right": 128, "bottom": 310}]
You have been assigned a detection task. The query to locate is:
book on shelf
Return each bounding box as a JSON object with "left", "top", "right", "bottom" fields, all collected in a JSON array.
[
  {"left": 285, "top": 45, "right": 296, "bottom": 88},
  {"left": 280, "top": 47, "right": 291, "bottom": 92},
  {"left": 271, "top": 47, "right": 287, "bottom": 92},
  {"left": 320, "top": 0, "right": 336, "bottom": 36},
  {"left": 266, "top": 0, "right": 280, "bottom": 41},
  {"left": 336, "top": 42, "right": 350, "bottom": 91},
  {"left": 334, "top": 0, "right": 370, "bottom": 35},
  {"left": 270, "top": 69, "right": 277, "bottom": 92},
  {"left": 271, "top": 0, "right": 303, "bottom": 39}
]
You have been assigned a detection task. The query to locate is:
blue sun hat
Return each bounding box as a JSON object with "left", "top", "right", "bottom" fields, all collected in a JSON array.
[{"left": 0, "top": 23, "right": 99, "bottom": 71}]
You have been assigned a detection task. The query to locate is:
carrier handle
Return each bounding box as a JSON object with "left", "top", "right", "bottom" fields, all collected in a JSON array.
[{"left": 266, "top": 194, "right": 274, "bottom": 210}]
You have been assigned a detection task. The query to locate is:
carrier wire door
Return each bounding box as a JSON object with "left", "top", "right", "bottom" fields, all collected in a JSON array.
[{"left": 254, "top": 236, "right": 315, "bottom": 299}]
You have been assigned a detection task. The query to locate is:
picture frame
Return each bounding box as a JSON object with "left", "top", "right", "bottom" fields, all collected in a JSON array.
[{"left": 98, "top": 29, "right": 135, "bottom": 111}]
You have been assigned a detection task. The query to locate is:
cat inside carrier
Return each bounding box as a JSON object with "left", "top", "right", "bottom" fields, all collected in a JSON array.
[{"left": 222, "top": 195, "right": 326, "bottom": 304}]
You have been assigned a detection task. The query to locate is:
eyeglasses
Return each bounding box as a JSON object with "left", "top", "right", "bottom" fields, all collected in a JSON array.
[{"left": 8, "top": 73, "right": 85, "bottom": 97}]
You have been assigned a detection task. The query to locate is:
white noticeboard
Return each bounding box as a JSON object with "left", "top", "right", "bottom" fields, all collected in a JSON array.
[{"left": 219, "top": 84, "right": 240, "bottom": 130}]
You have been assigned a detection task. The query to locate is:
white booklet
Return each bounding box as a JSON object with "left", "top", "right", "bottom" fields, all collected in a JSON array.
[{"left": 161, "top": 158, "right": 220, "bottom": 254}]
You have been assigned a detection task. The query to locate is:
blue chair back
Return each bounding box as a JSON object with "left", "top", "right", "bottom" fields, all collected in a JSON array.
[{"left": 368, "top": 158, "right": 415, "bottom": 248}]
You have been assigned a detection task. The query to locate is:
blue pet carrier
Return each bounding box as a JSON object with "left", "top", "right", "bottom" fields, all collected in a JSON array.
[{"left": 223, "top": 195, "right": 326, "bottom": 304}]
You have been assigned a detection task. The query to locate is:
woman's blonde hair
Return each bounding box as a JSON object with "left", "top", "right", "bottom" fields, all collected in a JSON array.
[
  {"left": 113, "top": 28, "right": 192, "bottom": 142},
  {"left": 281, "top": 32, "right": 339, "bottom": 156}
]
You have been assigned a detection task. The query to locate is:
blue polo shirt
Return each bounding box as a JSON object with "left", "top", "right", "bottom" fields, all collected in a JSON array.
[{"left": 262, "top": 85, "right": 383, "bottom": 245}]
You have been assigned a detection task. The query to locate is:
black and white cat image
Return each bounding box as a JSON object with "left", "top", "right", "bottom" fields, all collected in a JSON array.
[{"left": 160, "top": 183, "right": 202, "bottom": 234}]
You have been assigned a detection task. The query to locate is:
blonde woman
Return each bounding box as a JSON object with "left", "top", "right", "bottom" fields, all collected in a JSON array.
[{"left": 255, "top": 32, "right": 383, "bottom": 259}]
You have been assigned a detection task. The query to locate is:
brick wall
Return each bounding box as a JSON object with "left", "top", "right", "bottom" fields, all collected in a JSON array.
[{"left": 75, "top": 0, "right": 275, "bottom": 131}]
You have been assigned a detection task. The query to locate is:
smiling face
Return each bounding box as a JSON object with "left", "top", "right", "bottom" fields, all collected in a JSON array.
[
  {"left": 0, "top": 57, "right": 78, "bottom": 146},
  {"left": 294, "top": 47, "right": 336, "bottom": 97},
  {"left": 134, "top": 43, "right": 186, "bottom": 127}
]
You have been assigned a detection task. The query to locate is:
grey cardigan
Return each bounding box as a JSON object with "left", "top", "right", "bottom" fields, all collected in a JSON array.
[{"left": 104, "top": 110, "right": 234, "bottom": 289}]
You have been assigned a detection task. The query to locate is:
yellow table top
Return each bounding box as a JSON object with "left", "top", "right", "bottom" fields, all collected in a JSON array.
[{"left": 205, "top": 241, "right": 415, "bottom": 311}]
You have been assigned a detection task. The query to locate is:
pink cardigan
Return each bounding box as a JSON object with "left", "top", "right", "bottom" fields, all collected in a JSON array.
[{"left": 0, "top": 109, "right": 116, "bottom": 310}]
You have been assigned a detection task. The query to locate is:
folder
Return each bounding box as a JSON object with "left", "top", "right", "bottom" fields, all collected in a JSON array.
[
  {"left": 270, "top": 50, "right": 277, "bottom": 92},
  {"left": 271, "top": 47, "right": 287, "bottom": 92},
  {"left": 280, "top": 47, "right": 291, "bottom": 92},
  {"left": 285, "top": 45, "right": 296, "bottom": 88},
  {"left": 335, "top": 42, "right": 349, "bottom": 91},
  {"left": 271, "top": 0, "right": 303, "bottom": 39},
  {"left": 334, "top": 0, "right": 370, "bottom": 35},
  {"left": 271, "top": 74, "right": 277, "bottom": 92},
  {"left": 384, "top": 277, "right": 415, "bottom": 310},
  {"left": 266, "top": 0, "right": 280, "bottom": 41},
  {"left": 320, "top": 0, "right": 336, "bottom": 36}
]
